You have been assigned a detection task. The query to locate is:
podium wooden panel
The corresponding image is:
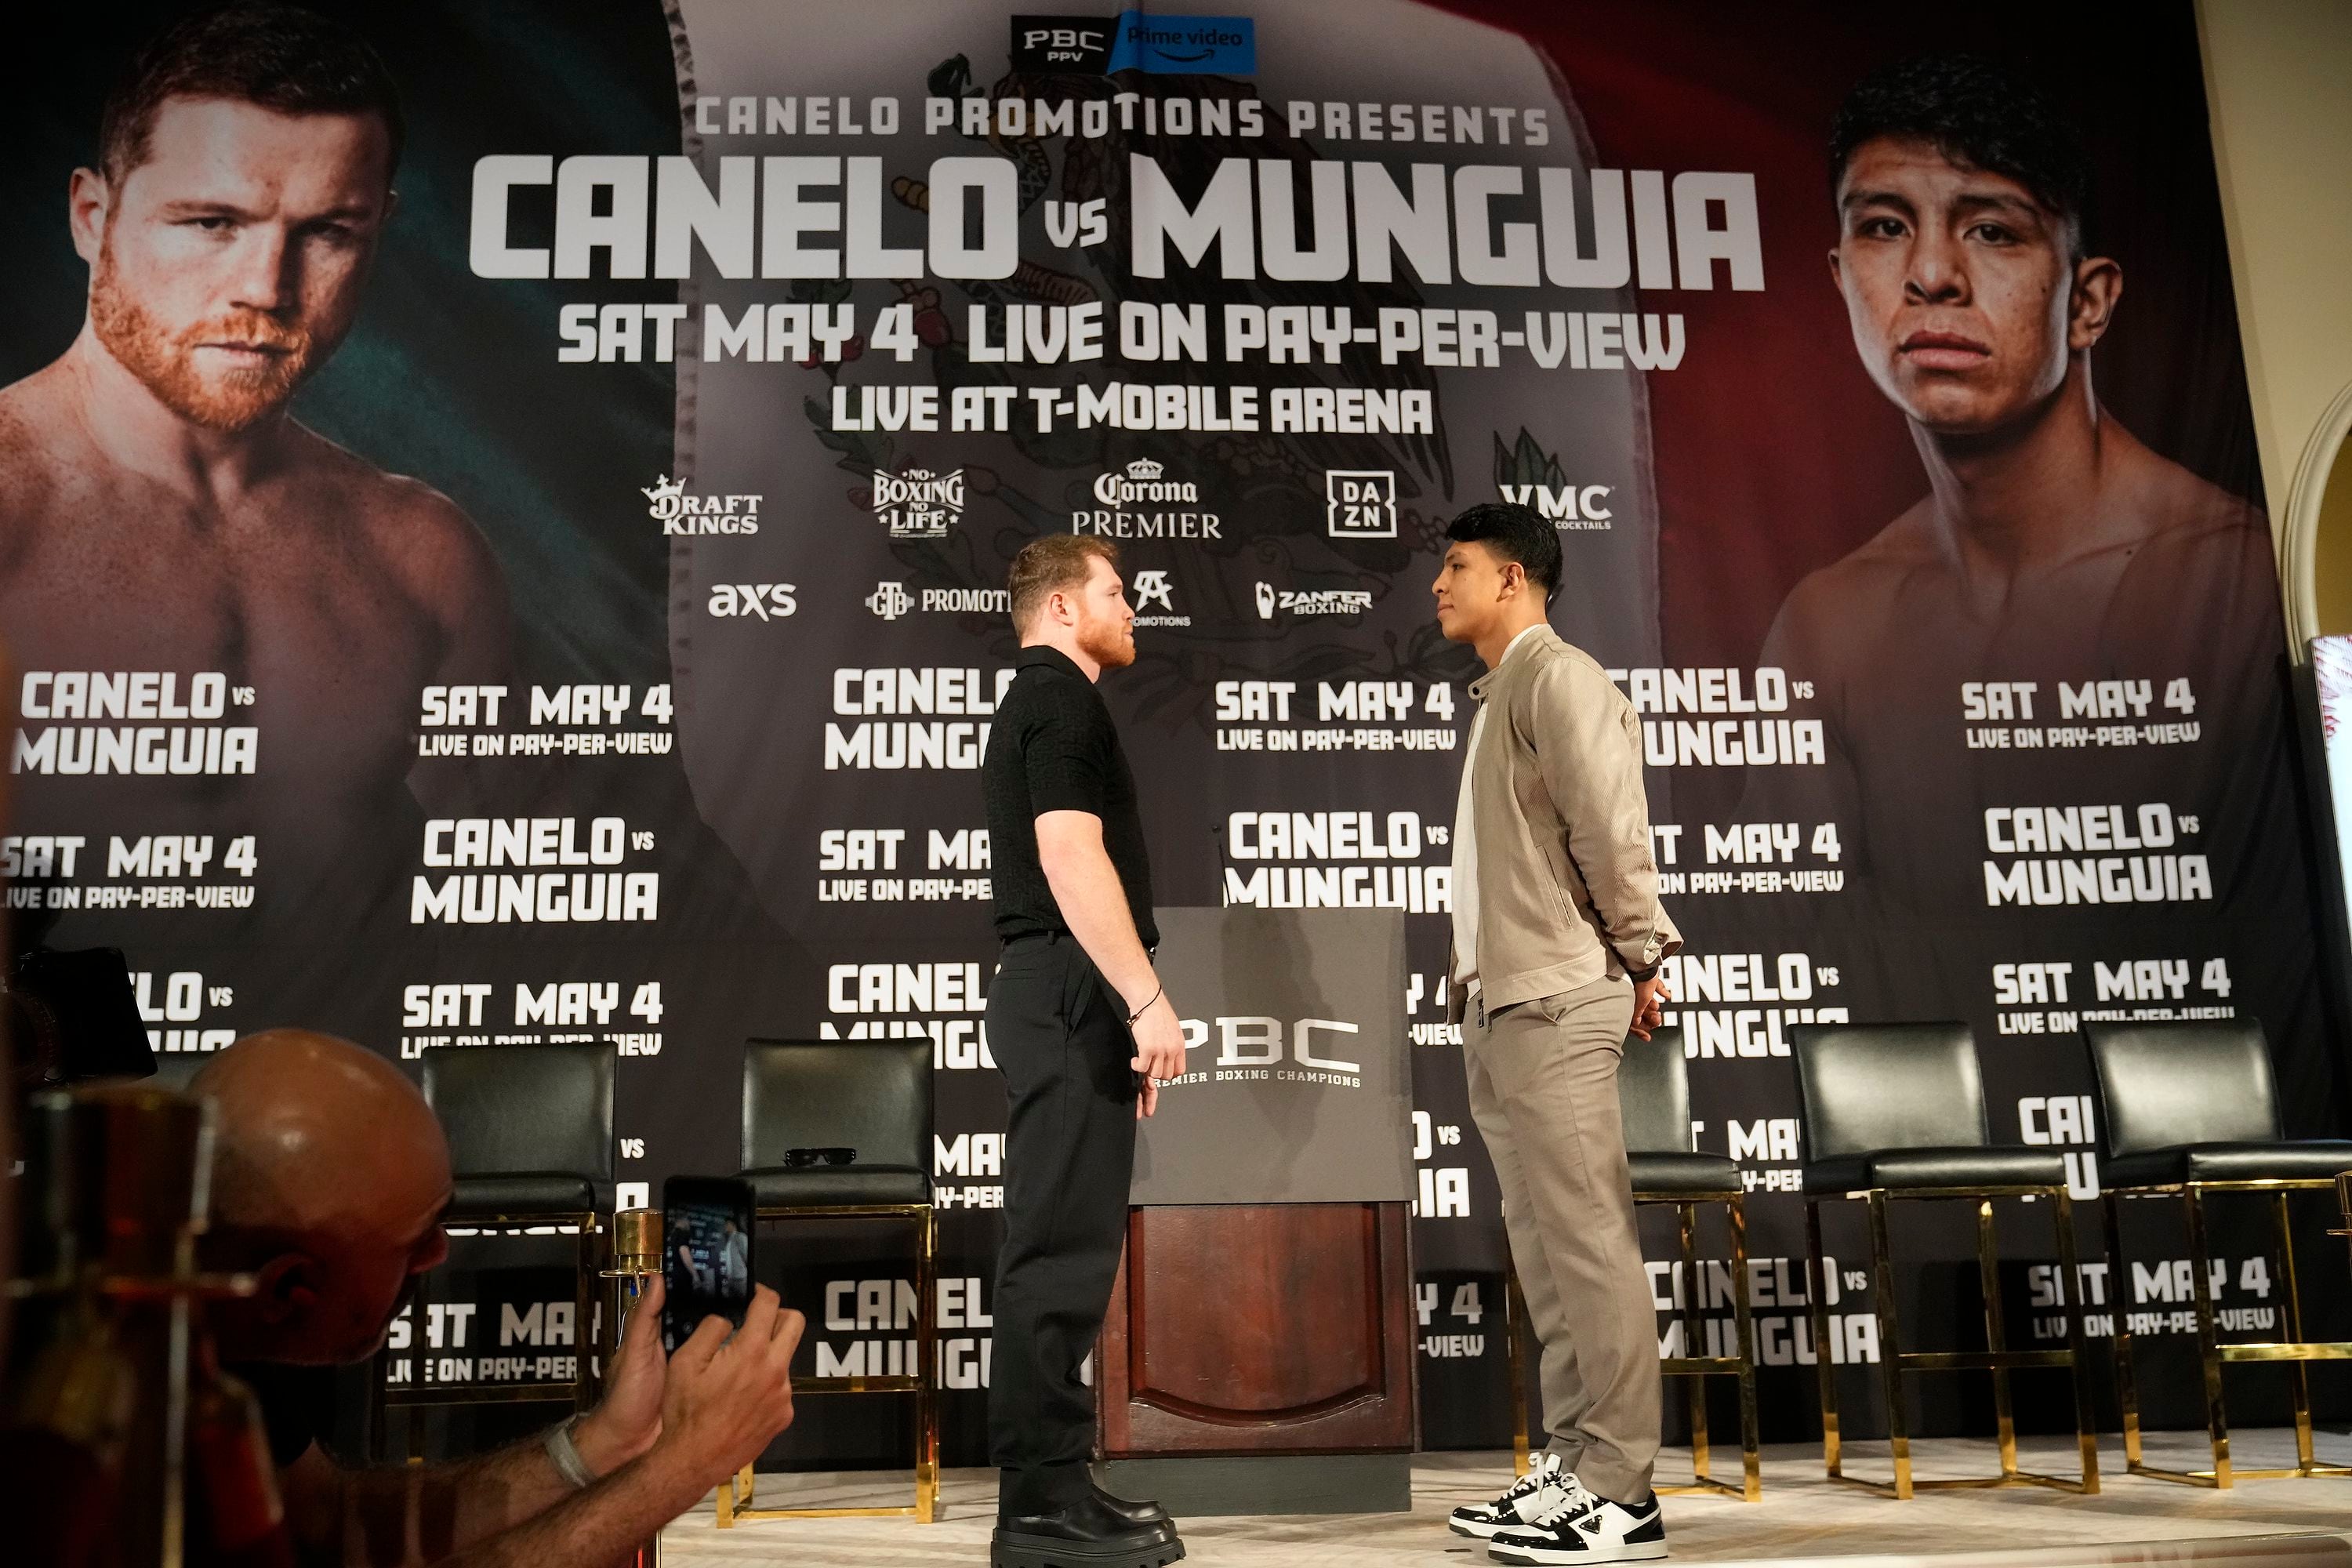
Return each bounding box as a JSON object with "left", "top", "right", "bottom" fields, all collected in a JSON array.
[{"left": 1098, "top": 1201, "right": 1415, "bottom": 1457}]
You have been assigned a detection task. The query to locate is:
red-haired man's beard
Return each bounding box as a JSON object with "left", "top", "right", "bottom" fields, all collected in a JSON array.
[
  {"left": 89, "top": 251, "right": 319, "bottom": 433},
  {"left": 1076, "top": 608, "right": 1135, "bottom": 670}
]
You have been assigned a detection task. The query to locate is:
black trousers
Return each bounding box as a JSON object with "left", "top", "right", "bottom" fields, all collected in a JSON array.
[{"left": 985, "top": 932, "right": 1138, "bottom": 1514}]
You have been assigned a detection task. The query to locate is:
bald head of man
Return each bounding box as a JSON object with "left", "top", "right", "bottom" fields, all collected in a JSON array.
[{"left": 194, "top": 1029, "right": 453, "bottom": 1366}]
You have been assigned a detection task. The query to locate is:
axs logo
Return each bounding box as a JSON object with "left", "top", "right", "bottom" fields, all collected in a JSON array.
[{"left": 706, "top": 583, "right": 798, "bottom": 621}]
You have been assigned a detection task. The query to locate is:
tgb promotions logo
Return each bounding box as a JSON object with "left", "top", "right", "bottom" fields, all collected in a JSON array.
[
  {"left": 1326, "top": 470, "right": 1397, "bottom": 538},
  {"left": 866, "top": 582, "right": 916, "bottom": 621},
  {"left": 1254, "top": 580, "right": 1373, "bottom": 620},
  {"left": 643, "top": 474, "right": 763, "bottom": 535},
  {"left": 871, "top": 466, "right": 964, "bottom": 539}
]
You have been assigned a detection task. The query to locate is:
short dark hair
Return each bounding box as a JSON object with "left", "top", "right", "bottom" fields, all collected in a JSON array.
[
  {"left": 1828, "top": 55, "right": 2090, "bottom": 251},
  {"left": 1008, "top": 535, "right": 1119, "bottom": 630},
  {"left": 1446, "top": 503, "right": 1560, "bottom": 604},
  {"left": 100, "top": 3, "right": 405, "bottom": 187}
]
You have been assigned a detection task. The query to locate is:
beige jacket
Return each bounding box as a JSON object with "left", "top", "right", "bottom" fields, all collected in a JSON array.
[{"left": 1447, "top": 625, "right": 1680, "bottom": 1022}]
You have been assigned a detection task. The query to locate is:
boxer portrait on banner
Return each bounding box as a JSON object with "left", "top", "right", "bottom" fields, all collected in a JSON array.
[
  {"left": 1748, "top": 54, "right": 2291, "bottom": 915},
  {"left": 1433, "top": 502, "right": 1678, "bottom": 1566},
  {"left": 980, "top": 534, "right": 1188, "bottom": 1568},
  {"left": 0, "top": 3, "right": 510, "bottom": 921}
]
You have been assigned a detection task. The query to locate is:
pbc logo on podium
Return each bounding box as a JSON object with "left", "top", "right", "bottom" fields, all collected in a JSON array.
[{"left": 1326, "top": 470, "right": 1397, "bottom": 538}]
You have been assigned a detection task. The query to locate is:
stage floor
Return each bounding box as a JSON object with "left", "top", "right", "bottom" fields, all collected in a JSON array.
[{"left": 659, "top": 1429, "right": 2352, "bottom": 1566}]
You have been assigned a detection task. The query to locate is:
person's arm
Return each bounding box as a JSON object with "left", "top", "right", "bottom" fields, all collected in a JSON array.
[
  {"left": 425, "top": 1287, "right": 804, "bottom": 1568},
  {"left": 1036, "top": 811, "right": 1184, "bottom": 1113},
  {"left": 278, "top": 1276, "right": 674, "bottom": 1563},
  {"left": 1528, "top": 657, "right": 1682, "bottom": 1022}
]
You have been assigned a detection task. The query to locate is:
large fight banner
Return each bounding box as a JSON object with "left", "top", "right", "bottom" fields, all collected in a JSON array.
[{"left": 5, "top": 0, "right": 2343, "bottom": 1458}]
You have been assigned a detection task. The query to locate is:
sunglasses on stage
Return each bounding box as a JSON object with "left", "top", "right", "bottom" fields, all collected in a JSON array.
[{"left": 778, "top": 1145, "right": 858, "bottom": 1168}]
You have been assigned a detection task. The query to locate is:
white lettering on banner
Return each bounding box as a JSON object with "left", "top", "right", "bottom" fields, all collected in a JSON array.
[
  {"left": 1982, "top": 804, "right": 2212, "bottom": 906},
  {"left": 475, "top": 154, "right": 1760, "bottom": 289},
  {"left": 1658, "top": 952, "right": 1845, "bottom": 1058}
]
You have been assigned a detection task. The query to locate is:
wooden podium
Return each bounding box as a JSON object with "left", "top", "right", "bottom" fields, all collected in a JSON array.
[
  {"left": 1102, "top": 909, "right": 1419, "bottom": 1515},
  {"left": 1096, "top": 1201, "right": 1417, "bottom": 1513}
]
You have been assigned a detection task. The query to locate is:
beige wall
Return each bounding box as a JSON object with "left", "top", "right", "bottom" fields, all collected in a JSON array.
[{"left": 2198, "top": 0, "right": 2352, "bottom": 646}]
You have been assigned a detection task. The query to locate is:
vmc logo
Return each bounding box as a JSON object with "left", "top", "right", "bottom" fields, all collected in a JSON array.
[
  {"left": 1326, "top": 470, "right": 1398, "bottom": 538},
  {"left": 1499, "top": 482, "right": 1615, "bottom": 530}
]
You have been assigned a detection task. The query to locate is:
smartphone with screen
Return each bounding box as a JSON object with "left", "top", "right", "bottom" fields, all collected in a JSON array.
[{"left": 660, "top": 1176, "right": 755, "bottom": 1353}]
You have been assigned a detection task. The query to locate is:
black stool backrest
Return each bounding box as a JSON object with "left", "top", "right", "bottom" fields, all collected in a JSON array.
[
  {"left": 1617, "top": 1025, "right": 1690, "bottom": 1153},
  {"left": 1790, "top": 1022, "right": 1986, "bottom": 1160},
  {"left": 423, "top": 1043, "right": 615, "bottom": 1179},
  {"left": 742, "top": 1039, "right": 931, "bottom": 1169},
  {"left": 2083, "top": 1020, "right": 2279, "bottom": 1159}
]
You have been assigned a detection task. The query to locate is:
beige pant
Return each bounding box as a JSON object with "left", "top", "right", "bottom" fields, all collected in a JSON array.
[{"left": 1464, "top": 975, "right": 1659, "bottom": 1503}]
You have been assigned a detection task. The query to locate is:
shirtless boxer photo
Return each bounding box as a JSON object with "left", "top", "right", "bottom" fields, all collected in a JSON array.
[{"left": 0, "top": 4, "right": 510, "bottom": 926}]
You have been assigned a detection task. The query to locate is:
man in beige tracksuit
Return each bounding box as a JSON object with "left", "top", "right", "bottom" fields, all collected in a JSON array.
[{"left": 1432, "top": 503, "right": 1679, "bottom": 1566}]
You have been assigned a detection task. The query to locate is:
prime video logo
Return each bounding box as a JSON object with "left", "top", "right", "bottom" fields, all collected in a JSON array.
[{"left": 1108, "top": 12, "right": 1255, "bottom": 74}]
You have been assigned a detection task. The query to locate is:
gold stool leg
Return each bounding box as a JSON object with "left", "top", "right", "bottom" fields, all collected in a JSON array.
[
  {"left": 1805, "top": 1199, "right": 1840, "bottom": 1479},
  {"left": 916, "top": 1205, "right": 939, "bottom": 1522},
  {"left": 1728, "top": 1191, "right": 1761, "bottom": 1501},
  {"left": 1867, "top": 1191, "right": 1911, "bottom": 1499},
  {"left": 1679, "top": 1202, "right": 1711, "bottom": 1486},
  {"left": 2053, "top": 1188, "right": 2100, "bottom": 1493},
  {"left": 2183, "top": 1186, "right": 2231, "bottom": 1487},
  {"left": 1505, "top": 1260, "right": 1533, "bottom": 1479},
  {"left": 577, "top": 1213, "right": 604, "bottom": 1413},
  {"left": 2273, "top": 1190, "right": 2316, "bottom": 1475},
  {"left": 2103, "top": 1192, "right": 2144, "bottom": 1471},
  {"left": 1975, "top": 1197, "right": 2019, "bottom": 1479}
]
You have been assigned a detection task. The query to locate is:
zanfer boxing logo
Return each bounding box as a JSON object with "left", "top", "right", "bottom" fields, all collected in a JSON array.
[
  {"left": 872, "top": 466, "right": 964, "bottom": 538},
  {"left": 1327, "top": 470, "right": 1398, "bottom": 538},
  {"left": 866, "top": 582, "right": 915, "bottom": 622},
  {"left": 643, "top": 474, "right": 763, "bottom": 535},
  {"left": 1254, "top": 580, "right": 1373, "bottom": 619}
]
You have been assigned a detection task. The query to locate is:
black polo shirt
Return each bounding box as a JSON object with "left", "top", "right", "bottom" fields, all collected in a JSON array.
[{"left": 984, "top": 645, "right": 1157, "bottom": 949}]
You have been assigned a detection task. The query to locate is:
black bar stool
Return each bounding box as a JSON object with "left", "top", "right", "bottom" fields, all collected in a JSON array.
[
  {"left": 2085, "top": 1020, "right": 2352, "bottom": 1486},
  {"left": 720, "top": 1038, "right": 937, "bottom": 1526},
  {"left": 1791, "top": 1022, "right": 2098, "bottom": 1498},
  {"left": 377, "top": 1043, "right": 615, "bottom": 1457}
]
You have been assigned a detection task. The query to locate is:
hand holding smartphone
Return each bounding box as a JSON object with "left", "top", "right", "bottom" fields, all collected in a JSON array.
[{"left": 661, "top": 1176, "right": 756, "bottom": 1353}]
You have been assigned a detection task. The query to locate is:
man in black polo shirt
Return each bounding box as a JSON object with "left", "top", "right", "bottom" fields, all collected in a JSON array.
[{"left": 982, "top": 535, "right": 1187, "bottom": 1568}]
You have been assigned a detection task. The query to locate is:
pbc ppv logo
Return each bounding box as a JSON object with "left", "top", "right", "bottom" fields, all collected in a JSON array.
[
  {"left": 1499, "top": 482, "right": 1615, "bottom": 530},
  {"left": 1326, "top": 470, "right": 1397, "bottom": 538},
  {"left": 871, "top": 466, "right": 965, "bottom": 538},
  {"left": 1254, "top": 580, "right": 1372, "bottom": 621},
  {"left": 1130, "top": 570, "right": 1189, "bottom": 628},
  {"left": 1010, "top": 16, "right": 1111, "bottom": 71},
  {"left": 643, "top": 474, "right": 762, "bottom": 535},
  {"left": 707, "top": 583, "right": 797, "bottom": 621},
  {"left": 868, "top": 580, "right": 1011, "bottom": 619}
]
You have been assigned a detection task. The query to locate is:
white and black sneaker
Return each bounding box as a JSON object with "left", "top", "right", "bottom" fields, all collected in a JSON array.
[
  {"left": 1487, "top": 1489, "right": 1665, "bottom": 1564},
  {"left": 1447, "top": 1454, "right": 1581, "bottom": 1541}
]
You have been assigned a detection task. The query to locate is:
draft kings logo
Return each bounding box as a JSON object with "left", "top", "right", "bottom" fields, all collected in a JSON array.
[
  {"left": 872, "top": 466, "right": 965, "bottom": 538},
  {"left": 643, "top": 474, "right": 763, "bottom": 535}
]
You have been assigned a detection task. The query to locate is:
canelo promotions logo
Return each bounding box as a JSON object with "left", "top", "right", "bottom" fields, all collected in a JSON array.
[
  {"left": 871, "top": 466, "right": 965, "bottom": 538},
  {"left": 1130, "top": 569, "right": 1189, "bottom": 627}
]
